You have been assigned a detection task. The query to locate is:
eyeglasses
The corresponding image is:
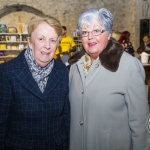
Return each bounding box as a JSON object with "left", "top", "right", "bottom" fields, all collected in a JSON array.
[{"left": 80, "top": 29, "right": 105, "bottom": 37}]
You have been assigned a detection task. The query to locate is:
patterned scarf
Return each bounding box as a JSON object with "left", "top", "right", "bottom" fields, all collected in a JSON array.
[
  {"left": 24, "top": 48, "right": 54, "bottom": 93},
  {"left": 83, "top": 53, "right": 92, "bottom": 77},
  {"left": 83, "top": 53, "right": 99, "bottom": 77}
]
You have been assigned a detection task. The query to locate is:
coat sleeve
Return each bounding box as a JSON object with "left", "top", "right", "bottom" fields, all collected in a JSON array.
[
  {"left": 0, "top": 64, "right": 13, "bottom": 149},
  {"left": 125, "top": 57, "right": 150, "bottom": 150}
]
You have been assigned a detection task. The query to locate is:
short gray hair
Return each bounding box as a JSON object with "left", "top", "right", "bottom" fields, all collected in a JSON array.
[{"left": 78, "top": 8, "right": 113, "bottom": 35}]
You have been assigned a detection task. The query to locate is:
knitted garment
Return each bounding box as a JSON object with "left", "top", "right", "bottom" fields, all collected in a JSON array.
[{"left": 24, "top": 48, "right": 54, "bottom": 93}]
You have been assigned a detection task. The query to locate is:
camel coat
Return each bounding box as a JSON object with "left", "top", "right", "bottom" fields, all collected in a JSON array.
[{"left": 69, "top": 38, "right": 150, "bottom": 150}]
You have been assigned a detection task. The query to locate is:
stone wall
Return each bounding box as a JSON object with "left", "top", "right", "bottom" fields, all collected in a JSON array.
[
  {"left": 0, "top": 0, "right": 148, "bottom": 51},
  {"left": 136, "top": 0, "right": 150, "bottom": 50}
]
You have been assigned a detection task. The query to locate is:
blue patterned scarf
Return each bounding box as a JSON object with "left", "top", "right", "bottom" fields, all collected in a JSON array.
[{"left": 24, "top": 48, "right": 54, "bottom": 93}]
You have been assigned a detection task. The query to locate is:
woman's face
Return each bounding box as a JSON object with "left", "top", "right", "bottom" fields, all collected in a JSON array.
[
  {"left": 28, "top": 22, "right": 58, "bottom": 67},
  {"left": 81, "top": 19, "right": 111, "bottom": 62},
  {"left": 143, "top": 36, "right": 149, "bottom": 44}
]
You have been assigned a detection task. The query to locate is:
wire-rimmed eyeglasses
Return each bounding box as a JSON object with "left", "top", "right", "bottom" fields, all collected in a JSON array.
[{"left": 79, "top": 29, "right": 105, "bottom": 37}]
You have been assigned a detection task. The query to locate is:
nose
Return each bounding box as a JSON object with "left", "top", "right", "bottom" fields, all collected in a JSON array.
[
  {"left": 45, "top": 40, "right": 50, "bottom": 49},
  {"left": 88, "top": 32, "right": 93, "bottom": 39}
]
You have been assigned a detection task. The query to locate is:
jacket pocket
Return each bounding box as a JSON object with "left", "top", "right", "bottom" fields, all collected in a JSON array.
[
  {"left": 105, "top": 132, "right": 111, "bottom": 150},
  {"left": 54, "top": 125, "right": 68, "bottom": 146},
  {"left": 5, "top": 135, "right": 33, "bottom": 150}
]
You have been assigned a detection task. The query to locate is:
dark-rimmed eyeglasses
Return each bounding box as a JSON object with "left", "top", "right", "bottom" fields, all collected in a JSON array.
[{"left": 80, "top": 29, "right": 105, "bottom": 37}]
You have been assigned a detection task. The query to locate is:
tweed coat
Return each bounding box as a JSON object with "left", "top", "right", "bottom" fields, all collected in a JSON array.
[
  {"left": 0, "top": 50, "right": 70, "bottom": 150},
  {"left": 69, "top": 38, "right": 150, "bottom": 150}
]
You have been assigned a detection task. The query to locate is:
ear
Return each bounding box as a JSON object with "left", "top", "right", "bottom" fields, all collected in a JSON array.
[{"left": 27, "top": 37, "right": 32, "bottom": 49}]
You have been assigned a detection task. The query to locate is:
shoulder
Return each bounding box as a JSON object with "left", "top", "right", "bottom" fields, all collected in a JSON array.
[
  {"left": 147, "top": 42, "right": 150, "bottom": 47},
  {"left": 66, "top": 36, "right": 74, "bottom": 40},
  {"left": 69, "top": 63, "right": 77, "bottom": 85},
  {"left": 120, "top": 52, "right": 144, "bottom": 76},
  {"left": 0, "top": 58, "right": 16, "bottom": 72},
  {"left": 140, "top": 42, "right": 145, "bottom": 46},
  {"left": 69, "top": 63, "right": 76, "bottom": 71},
  {"left": 69, "top": 63, "right": 77, "bottom": 76},
  {"left": 0, "top": 58, "right": 18, "bottom": 82},
  {"left": 61, "top": 36, "right": 73, "bottom": 42},
  {"left": 120, "top": 52, "right": 139, "bottom": 66},
  {"left": 121, "top": 52, "right": 139, "bottom": 63},
  {"left": 1, "top": 50, "right": 26, "bottom": 69}
]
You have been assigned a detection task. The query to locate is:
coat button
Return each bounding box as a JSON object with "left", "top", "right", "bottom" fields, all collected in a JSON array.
[
  {"left": 95, "top": 63, "right": 99, "bottom": 68},
  {"left": 79, "top": 121, "right": 83, "bottom": 125},
  {"left": 80, "top": 90, "right": 84, "bottom": 94}
]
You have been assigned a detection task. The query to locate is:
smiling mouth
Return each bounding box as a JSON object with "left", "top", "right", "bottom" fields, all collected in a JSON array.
[
  {"left": 41, "top": 52, "right": 50, "bottom": 55},
  {"left": 88, "top": 42, "right": 97, "bottom": 46}
]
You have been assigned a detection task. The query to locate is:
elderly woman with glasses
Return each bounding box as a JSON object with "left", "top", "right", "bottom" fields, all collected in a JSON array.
[
  {"left": 0, "top": 15, "right": 70, "bottom": 150},
  {"left": 69, "top": 8, "right": 150, "bottom": 150}
]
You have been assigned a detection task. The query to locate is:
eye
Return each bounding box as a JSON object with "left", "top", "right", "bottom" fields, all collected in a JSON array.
[
  {"left": 50, "top": 39, "right": 57, "bottom": 43},
  {"left": 93, "top": 29, "right": 100, "bottom": 34},
  {"left": 38, "top": 37, "right": 45, "bottom": 43},
  {"left": 81, "top": 31, "right": 88, "bottom": 36}
]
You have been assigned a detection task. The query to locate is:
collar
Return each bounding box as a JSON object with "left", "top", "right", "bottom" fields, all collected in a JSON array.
[
  {"left": 68, "top": 37, "right": 124, "bottom": 72},
  {"left": 13, "top": 49, "right": 62, "bottom": 70}
]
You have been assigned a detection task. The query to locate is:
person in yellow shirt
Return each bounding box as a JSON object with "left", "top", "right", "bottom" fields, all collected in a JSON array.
[
  {"left": 54, "top": 26, "right": 76, "bottom": 64},
  {"left": 54, "top": 46, "right": 61, "bottom": 61}
]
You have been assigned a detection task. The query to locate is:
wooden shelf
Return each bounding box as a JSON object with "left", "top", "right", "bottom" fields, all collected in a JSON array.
[
  {"left": 0, "top": 33, "right": 28, "bottom": 35},
  {"left": 0, "top": 49, "right": 23, "bottom": 51},
  {"left": 0, "top": 55, "right": 16, "bottom": 58},
  {"left": 0, "top": 55, "right": 17, "bottom": 62},
  {"left": 73, "top": 36, "right": 82, "bottom": 50},
  {"left": 0, "top": 41, "right": 27, "bottom": 43},
  {"left": 0, "top": 33, "right": 28, "bottom": 63}
]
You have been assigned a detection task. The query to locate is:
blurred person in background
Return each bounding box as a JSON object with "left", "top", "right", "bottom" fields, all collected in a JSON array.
[
  {"left": 118, "top": 31, "right": 135, "bottom": 56},
  {"left": 56, "top": 26, "right": 76, "bottom": 65},
  {"left": 137, "top": 33, "right": 150, "bottom": 54},
  {"left": 0, "top": 15, "right": 70, "bottom": 150}
]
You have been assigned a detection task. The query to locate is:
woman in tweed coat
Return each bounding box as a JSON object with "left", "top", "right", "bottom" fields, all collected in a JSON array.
[
  {"left": 69, "top": 8, "right": 150, "bottom": 150},
  {"left": 0, "top": 15, "right": 70, "bottom": 150}
]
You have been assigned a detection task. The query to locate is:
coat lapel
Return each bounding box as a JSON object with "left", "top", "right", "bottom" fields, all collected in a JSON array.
[
  {"left": 43, "top": 61, "right": 65, "bottom": 95},
  {"left": 13, "top": 50, "right": 44, "bottom": 100},
  {"left": 76, "top": 57, "right": 86, "bottom": 86},
  {"left": 13, "top": 50, "right": 66, "bottom": 99},
  {"left": 85, "top": 60, "right": 101, "bottom": 87},
  {"left": 77, "top": 57, "right": 101, "bottom": 87}
]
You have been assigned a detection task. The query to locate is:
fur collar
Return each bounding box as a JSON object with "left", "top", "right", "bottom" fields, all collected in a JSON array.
[{"left": 68, "top": 37, "right": 124, "bottom": 72}]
